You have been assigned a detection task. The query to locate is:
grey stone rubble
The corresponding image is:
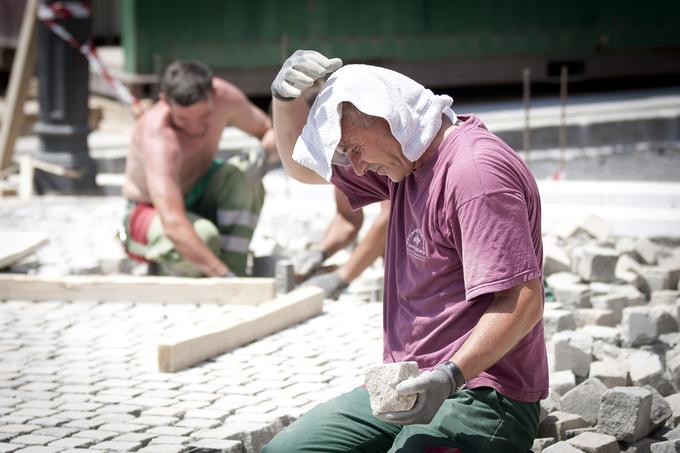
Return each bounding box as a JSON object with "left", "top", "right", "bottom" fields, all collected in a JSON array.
[
  {"left": 2, "top": 194, "right": 680, "bottom": 451},
  {"left": 536, "top": 215, "right": 680, "bottom": 453}
]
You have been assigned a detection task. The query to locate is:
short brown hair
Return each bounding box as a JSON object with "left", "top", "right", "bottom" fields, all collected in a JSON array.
[{"left": 160, "top": 60, "right": 214, "bottom": 106}]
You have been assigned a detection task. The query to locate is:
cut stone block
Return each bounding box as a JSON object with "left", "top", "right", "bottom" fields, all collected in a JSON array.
[
  {"left": 545, "top": 241, "right": 573, "bottom": 276},
  {"left": 635, "top": 238, "right": 663, "bottom": 265},
  {"left": 550, "top": 370, "right": 578, "bottom": 396},
  {"left": 538, "top": 411, "right": 590, "bottom": 441},
  {"left": 576, "top": 215, "right": 613, "bottom": 243},
  {"left": 660, "top": 425, "right": 680, "bottom": 440},
  {"left": 580, "top": 326, "right": 620, "bottom": 345},
  {"left": 567, "top": 432, "right": 619, "bottom": 453},
  {"left": 365, "top": 362, "right": 420, "bottom": 415},
  {"left": 637, "top": 267, "right": 674, "bottom": 295},
  {"left": 616, "top": 237, "right": 638, "bottom": 256},
  {"left": 621, "top": 306, "right": 657, "bottom": 346},
  {"left": 658, "top": 254, "right": 680, "bottom": 290},
  {"left": 643, "top": 385, "right": 673, "bottom": 435},
  {"left": 547, "top": 272, "right": 591, "bottom": 308},
  {"left": 534, "top": 437, "right": 558, "bottom": 452},
  {"left": 598, "top": 386, "right": 653, "bottom": 443},
  {"left": 592, "top": 341, "right": 635, "bottom": 363},
  {"left": 628, "top": 350, "right": 673, "bottom": 396},
  {"left": 575, "top": 308, "right": 618, "bottom": 328},
  {"left": 618, "top": 286, "right": 648, "bottom": 307},
  {"left": 556, "top": 283, "right": 592, "bottom": 309},
  {"left": 620, "top": 437, "right": 658, "bottom": 453},
  {"left": 663, "top": 336, "right": 680, "bottom": 358},
  {"left": 576, "top": 247, "right": 619, "bottom": 283},
  {"left": 590, "top": 359, "right": 629, "bottom": 388},
  {"left": 651, "top": 440, "right": 680, "bottom": 452},
  {"left": 544, "top": 440, "right": 589, "bottom": 452},
  {"left": 668, "top": 355, "right": 680, "bottom": 392},
  {"left": 665, "top": 394, "right": 680, "bottom": 428},
  {"left": 548, "top": 272, "right": 585, "bottom": 287},
  {"left": 590, "top": 282, "right": 623, "bottom": 296},
  {"left": 553, "top": 331, "right": 593, "bottom": 378},
  {"left": 622, "top": 307, "right": 677, "bottom": 347},
  {"left": 543, "top": 389, "right": 563, "bottom": 414},
  {"left": 590, "top": 294, "right": 628, "bottom": 322},
  {"left": 652, "top": 291, "right": 680, "bottom": 306},
  {"left": 654, "top": 304, "right": 680, "bottom": 330},
  {"left": 560, "top": 378, "right": 608, "bottom": 426},
  {"left": 545, "top": 309, "right": 578, "bottom": 338},
  {"left": 565, "top": 427, "right": 597, "bottom": 440}
]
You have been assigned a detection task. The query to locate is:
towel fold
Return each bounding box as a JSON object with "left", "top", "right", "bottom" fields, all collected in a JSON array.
[{"left": 293, "top": 64, "right": 456, "bottom": 181}]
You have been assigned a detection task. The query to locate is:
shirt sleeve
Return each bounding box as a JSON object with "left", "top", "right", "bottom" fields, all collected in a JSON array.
[
  {"left": 330, "top": 165, "right": 390, "bottom": 210},
  {"left": 449, "top": 190, "right": 542, "bottom": 300}
]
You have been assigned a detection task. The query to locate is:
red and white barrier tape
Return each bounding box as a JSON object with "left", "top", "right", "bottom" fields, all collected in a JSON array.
[{"left": 37, "top": 1, "right": 143, "bottom": 116}]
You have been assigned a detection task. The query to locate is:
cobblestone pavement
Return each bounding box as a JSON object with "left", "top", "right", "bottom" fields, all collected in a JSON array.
[{"left": 0, "top": 195, "right": 384, "bottom": 452}]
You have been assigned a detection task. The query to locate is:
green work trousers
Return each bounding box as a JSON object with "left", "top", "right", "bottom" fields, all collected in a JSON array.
[
  {"left": 124, "top": 155, "right": 264, "bottom": 277},
  {"left": 262, "top": 386, "right": 539, "bottom": 453}
]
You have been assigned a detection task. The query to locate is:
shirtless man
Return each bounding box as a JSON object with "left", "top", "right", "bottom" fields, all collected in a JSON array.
[{"left": 121, "top": 60, "right": 276, "bottom": 277}]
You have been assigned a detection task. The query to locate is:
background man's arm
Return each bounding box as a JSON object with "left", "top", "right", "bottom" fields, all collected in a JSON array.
[
  {"left": 219, "top": 81, "right": 278, "bottom": 160},
  {"left": 451, "top": 277, "right": 544, "bottom": 382},
  {"left": 144, "top": 130, "right": 229, "bottom": 277},
  {"left": 272, "top": 97, "right": 327, "bottom": 184}
]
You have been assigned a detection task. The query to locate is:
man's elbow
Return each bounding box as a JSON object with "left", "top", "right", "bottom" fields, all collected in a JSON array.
[
  {"left": 283, "top": 163, "right": 326, "bottom": 185},
  {"left": 525, "top": 278, "right": 545, "bottom": 330}
]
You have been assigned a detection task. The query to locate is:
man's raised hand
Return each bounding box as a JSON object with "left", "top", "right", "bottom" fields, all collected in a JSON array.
[{"left": 271, "top": 50, "right": 343, "bottom": 101}]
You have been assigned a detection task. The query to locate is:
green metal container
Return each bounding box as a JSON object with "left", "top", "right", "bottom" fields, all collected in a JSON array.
[{"left": 121, "top": 0, "right": 680, "bottom": 95}]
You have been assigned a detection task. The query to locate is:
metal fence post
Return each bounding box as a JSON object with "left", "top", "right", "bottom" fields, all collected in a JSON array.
[{"left": 33, "top": 0, "right": 98, "bottom": 194}]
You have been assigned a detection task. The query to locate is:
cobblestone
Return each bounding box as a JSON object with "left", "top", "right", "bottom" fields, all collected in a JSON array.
[
  {"left": 148, "top": 435, "right": 190, "bottom": 445},
  {"left": 12, "top": 447, "right": 63, "bottom": 453},
  {"left": 46, "top": 438, "right": 93, "bottom": 449},
  {"left": 137, "top": 445, "right": 185, "bottom": 453},
  {"left": 89, "top": 440, "right": 141, "bottom": 451},
  {"left": 8, "top": 436, "right": 56, "bottom": 446}
]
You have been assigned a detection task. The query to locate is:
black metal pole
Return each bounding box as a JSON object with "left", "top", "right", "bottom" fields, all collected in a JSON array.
[{"left": 33, "top": 0, "right": 98, "bottom": 194}]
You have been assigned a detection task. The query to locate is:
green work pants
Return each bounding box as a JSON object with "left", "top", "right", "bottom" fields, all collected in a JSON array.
[
  {"left": 263, "top": 386, "right": 539, "bottom": 453},
  {"left": 124, "top": 156, "right": 264, "bottom": 277}
]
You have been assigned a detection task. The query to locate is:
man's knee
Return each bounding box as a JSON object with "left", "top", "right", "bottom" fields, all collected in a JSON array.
[
  {"left": 262, "top": 431, "right": 296, "bottom": 453},
  {"left": 192, "top": 218, "right": 220, "bottom": 255}
]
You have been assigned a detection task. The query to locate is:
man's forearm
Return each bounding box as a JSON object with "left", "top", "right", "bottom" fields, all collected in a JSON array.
[
  {"left": 272, "top": 97, "right": 323, "bottom": 183},
  {"left": 164, "top": 217, "right": 228, "bottom": 277},
  {"left": 450, "top": 278, "right": 543, "bottom": 383}
]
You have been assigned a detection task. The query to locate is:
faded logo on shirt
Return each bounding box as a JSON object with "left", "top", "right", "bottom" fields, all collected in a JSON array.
[{"left": 406, "top": 228, "right": 427, "bottom": 261}]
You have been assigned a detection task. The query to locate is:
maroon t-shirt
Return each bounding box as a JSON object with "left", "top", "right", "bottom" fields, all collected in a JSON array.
[{"left": 331, "top": 114, "right": 548, "bottom": 402}]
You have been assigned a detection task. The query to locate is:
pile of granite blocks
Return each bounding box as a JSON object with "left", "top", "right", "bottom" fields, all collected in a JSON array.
[{"left": 536, "top": 215, "right": 680, "bottom": 453}]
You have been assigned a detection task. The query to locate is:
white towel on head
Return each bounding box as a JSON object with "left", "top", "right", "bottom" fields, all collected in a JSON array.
[{"left": 292, "top": 64, "right": 456, "bottom": 181}]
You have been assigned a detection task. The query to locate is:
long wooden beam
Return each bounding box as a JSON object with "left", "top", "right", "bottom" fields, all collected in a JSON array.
[
  {"left": 157, "top": 286, "right": 324, "bottom": 372},
  {"left": 0, "top": 274, "right": 276, "bottom": 305},
  {"left": 0, "top": 0, "right": 38, "bottom": 172}
]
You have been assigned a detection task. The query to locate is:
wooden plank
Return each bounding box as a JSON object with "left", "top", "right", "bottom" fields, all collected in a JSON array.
[
  {"left": 0, "top": 231, "right": 48, "bottom": 269},
  {"left": 0, "top": 0, "right": 38, "bottom": 171},
  {"left": 0, "top": 274, "right": 276, "bottom": 305},
  {"left": 158, "top": 286, "right": 324, "bottom": 372},
  {"left": 18, "top": 155, "right": 34, "bottom": 199}
]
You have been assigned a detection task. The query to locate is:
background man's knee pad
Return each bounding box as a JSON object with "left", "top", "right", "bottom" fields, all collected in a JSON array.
[{"left": 193, "top": 218, "right": 220, "bottom": 254}]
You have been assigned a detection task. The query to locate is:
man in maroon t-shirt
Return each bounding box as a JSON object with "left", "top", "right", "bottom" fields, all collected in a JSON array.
[{"left": 263, "top": 50, "right": 548, "bottom": 453}]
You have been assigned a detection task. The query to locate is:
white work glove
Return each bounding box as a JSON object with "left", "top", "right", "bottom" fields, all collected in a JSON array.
[
  {"left": 271, "top": 50, "right": 343, "bottom": 101},
  {"left": 376, "top": 366, "right": 453, "bottom": 425},
  {"left": 302, "top": 270, "right": 349, "bottom": 299},
  {"left": 291, "top": 248, "right": 326, "bottom": 277}
]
